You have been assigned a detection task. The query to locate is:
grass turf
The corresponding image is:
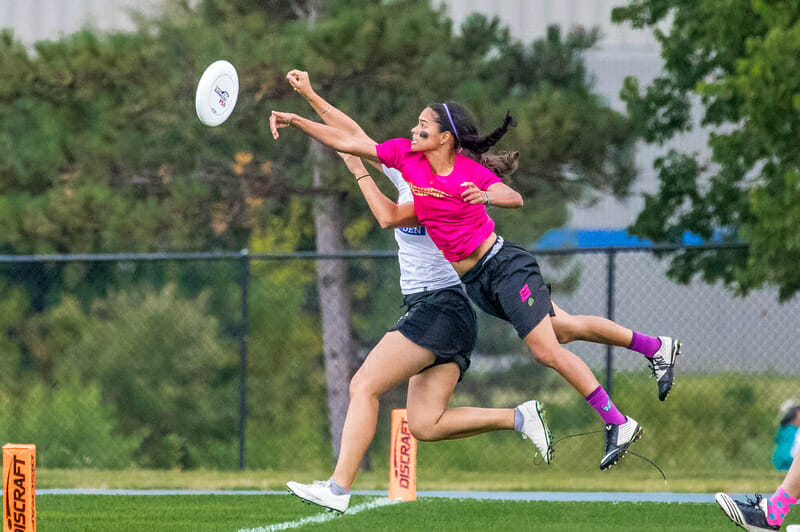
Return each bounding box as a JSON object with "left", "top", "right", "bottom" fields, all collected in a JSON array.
[{"left": 36, "top": 494, "right": 800, "bottom": 531}]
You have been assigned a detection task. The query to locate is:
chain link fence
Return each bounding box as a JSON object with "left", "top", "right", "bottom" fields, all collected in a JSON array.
[{"left": 1, "top": 244, "right": 798, "bottom": 480}]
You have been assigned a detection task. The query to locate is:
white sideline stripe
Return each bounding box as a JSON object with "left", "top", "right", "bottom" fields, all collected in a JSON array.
[{"left": 236, "top": 497, "right": 399, "bottom": 532}]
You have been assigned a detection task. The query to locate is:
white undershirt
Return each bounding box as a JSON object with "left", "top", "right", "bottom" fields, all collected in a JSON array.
[{"left": 382, "top": 165, "right": 461, "bottom": 295}]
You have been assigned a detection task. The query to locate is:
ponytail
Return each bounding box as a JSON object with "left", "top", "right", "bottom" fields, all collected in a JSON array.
[{"left": 468, "top": 111, "right": 517, "bottom": 154}]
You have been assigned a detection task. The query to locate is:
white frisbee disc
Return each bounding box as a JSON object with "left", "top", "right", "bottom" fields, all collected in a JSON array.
[{"left": 195, "top": 60, "right": 239, "bottom": 127}]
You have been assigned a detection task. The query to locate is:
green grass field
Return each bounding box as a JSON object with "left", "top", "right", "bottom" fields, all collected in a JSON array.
[
  {"left": 36, "top": 494, "right": 800, "bottom": 531},
  {"left": 24, "top": 467, "right": 799, "bottom": 530}
]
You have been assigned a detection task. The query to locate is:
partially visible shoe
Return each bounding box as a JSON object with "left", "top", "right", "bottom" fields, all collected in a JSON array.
[
  {"left": 286, "top": 480, "right": 350, "bottom": 514},
  {"left": 649, "top": 336, "right": 681, "bottom": 401},
  {"left": 517, "top": 400, "right": 553, "bottom": 464},
  {"left": 600, "top": 416, "right": 643, "bottom": 470},
  {"left": 715, "top": 492, "right": 780, "bottom": 531}
]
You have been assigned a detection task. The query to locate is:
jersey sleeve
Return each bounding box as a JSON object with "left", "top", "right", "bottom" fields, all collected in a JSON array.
[
  {"left": 381, "top": 165, "right": 405, "bottom": 190},
  {"left": 376, "top": 138, "right": 411, "bottom": 170},
  {"left": 472, "top": 160, "right": 503, "bottom": 190}
]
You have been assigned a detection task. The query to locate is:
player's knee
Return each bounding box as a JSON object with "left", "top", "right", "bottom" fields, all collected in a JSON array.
[
  {"left": 349, "top": 371, "right": 379, "bottom": 400},
  {"left": 553, "top": 326, "right": 574, "bottom": 344},
  {"left": 407, "top": 417, "right": 442, "bottom": 442},
  {"left": 552, "top": 317, "right": 579, "bottom": 344},
  {"left": 531, "top": 348, "right": 561, "bottom": 369}
]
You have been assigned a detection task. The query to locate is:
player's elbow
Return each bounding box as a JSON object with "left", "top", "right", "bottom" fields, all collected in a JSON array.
[
  {"left": 374, "top": 211, "right": 400, "bottom": 229},
  {"left": 511, "top": 192, "right": 523, "bottom": 208}
]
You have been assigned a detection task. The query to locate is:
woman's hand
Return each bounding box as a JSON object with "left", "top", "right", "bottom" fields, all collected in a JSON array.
[
  {"left": 460, "top": 182, "right": 489, "bottom": 205},
  {"left": 286, "top": 69, "right": 313, "bottom": 98},
  {"left": 270, "top": 111, "right": 298, "bottom": 139}
]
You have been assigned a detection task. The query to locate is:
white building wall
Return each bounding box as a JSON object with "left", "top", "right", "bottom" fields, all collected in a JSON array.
[
  {"left": 443, "top": 0, "right": 660, "bottom": 50},
  {"left": 0, "top": 0, "right": 157, "bottom": 44}
]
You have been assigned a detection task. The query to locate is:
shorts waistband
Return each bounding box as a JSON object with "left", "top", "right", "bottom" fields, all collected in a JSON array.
[
  {"left": 402, "top": 284, "right": 466, "bottom": 307},
  {"left": 459, "top": 236, "right": 504, "bottom": 284}
]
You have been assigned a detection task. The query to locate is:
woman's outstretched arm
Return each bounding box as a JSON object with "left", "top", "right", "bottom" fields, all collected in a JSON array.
[
  {"left": 286, "top": 69, "right": 377, "bottom": 144},
  {"left": 270, "top": 111, "right": 380, "bottom": 162}
]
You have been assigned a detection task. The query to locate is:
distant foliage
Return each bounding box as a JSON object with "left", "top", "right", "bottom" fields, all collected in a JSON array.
[
  {"left": 34, "top": 286, "right": 239, "bottom": 469},
  {"left": 0, "top": 381, "right": 142, "bottom": 469}
]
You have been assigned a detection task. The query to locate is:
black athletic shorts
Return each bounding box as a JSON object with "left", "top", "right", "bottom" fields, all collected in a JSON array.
[
  {"left": 459, "top": 236, "right": 554, "bottom": 339},
  {"left": 389, "top": 285, "right": 476, "bottom": 381}
]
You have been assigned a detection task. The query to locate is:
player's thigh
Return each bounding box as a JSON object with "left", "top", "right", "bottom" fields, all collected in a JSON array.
[
  {"left": 406, "top": 362, "right": 460, "bottom": 424},
  {"left": 351, "top": 330, "right": 435, "bottom": 397}
]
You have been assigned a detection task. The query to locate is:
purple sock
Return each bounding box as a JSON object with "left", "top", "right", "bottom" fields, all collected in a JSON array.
[
  {"left": 585, "top": 385, "right": 627, "bottom": 425},
  {"left": 329, "top": 478, "right": 350, "bottom": 495},
  {"left": 514, "top": 407, "right": 524, "bottom": 431},
  {"left": 629, "top": 332, "right": 661, "bottom": 358}
]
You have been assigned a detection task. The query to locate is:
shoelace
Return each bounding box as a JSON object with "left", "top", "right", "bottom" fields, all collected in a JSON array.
[
  {"left": 534, "top": 428, "right": 668, "bottom": 483},
  {"left": 647, "top": 354, "right": 671, "bottom": 378},
  {"left": 745, "top": 494, "right": 765, "bottom": 508}
]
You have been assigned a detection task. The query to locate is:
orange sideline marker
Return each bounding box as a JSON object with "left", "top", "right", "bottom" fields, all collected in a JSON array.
[
  {"left": 3, "top": 443, "right": 36, "bottom": 532},
  {"left": 389, "top": 409, "right": 417, "bottom": 501}
]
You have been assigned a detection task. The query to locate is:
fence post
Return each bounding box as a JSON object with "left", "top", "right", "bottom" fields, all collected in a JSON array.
[
  {"left": 238, "top": 248, "right": 250, "bottom": 470},
  {"left": 605, "top": 249, "right": 616, "bottom": 394}
]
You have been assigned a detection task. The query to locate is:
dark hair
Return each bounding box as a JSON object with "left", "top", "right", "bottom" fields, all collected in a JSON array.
[
  {"left": 781, "top": 406, "right": 800, "bottom": 427},
  {"left": 480, "top": 150, "right": 520, "bottom": 180},
  {"left": 428, "top": 102, "right": 517, "bottom": 156}
]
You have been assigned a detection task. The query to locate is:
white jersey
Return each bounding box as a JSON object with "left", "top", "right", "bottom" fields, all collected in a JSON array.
[{"left": 382, "top": 165, "right": 461, "bottom": 295}]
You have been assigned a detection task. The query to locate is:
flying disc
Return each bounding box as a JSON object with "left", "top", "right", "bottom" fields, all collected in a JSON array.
[{"left": 195, "top": 60, "right": 239, "bottom": 126}]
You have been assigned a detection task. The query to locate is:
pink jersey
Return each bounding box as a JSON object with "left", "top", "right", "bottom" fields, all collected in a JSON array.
[{"left": 376, "top": 138, "right": 501, "bottom": 262}]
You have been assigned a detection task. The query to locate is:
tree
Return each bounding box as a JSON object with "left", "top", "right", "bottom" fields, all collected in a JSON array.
[{"left": 612, "top": 1, "right": 800, "bottom": 299}]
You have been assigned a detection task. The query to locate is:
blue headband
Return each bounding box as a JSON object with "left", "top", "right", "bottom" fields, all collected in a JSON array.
[{"left": 442, "top": 103, "right": 459, "bottom": 143}]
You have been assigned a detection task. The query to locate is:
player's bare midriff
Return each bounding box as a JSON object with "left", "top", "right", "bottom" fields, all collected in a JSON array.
[{"left": 450, "top": 232, "right": 498, "bottom": 277}]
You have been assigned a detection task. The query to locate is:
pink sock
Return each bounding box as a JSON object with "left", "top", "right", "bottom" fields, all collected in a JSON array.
[
  {"left": 767, "top": 486, "right": 798, "bottom": 526},
  {"left": 629, "top": 332, "right": 661, "bottom": 358},
  {"left": 585, "top": 385, "right": 627, "bottom": 425}
]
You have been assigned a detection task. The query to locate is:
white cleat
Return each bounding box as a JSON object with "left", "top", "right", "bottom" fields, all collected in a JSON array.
[
  {"left": 517, "top": 400, "right": 553, "bottom": 464},
  {"left": 286, "top": 480, "right": 350, "bottom": 514}
]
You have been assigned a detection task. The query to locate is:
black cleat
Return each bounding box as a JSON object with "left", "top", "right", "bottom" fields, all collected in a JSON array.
[
  {"left": 600, "top": 416, "right": 643, "bottom": 470},
  {"left": 715, "top": 493, "right": 780, "bottom": 531},
  {"left": 649, "top": 336, "right": 681, "bottom": 401}
]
